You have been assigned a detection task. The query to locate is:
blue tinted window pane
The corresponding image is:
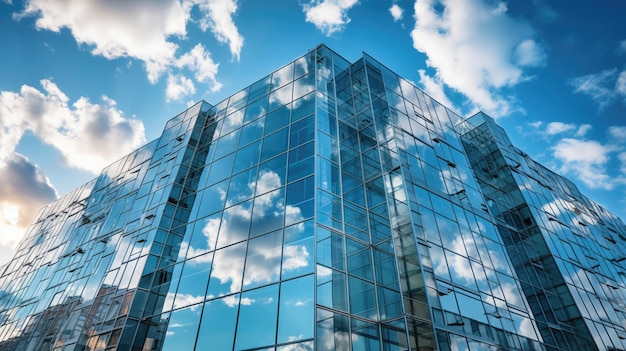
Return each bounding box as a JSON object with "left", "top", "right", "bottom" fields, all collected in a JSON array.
[
  {"left": 348, "top": 276, "right": 378, "bottom": 320},
  {"left": 292, "top": 74, "right": 315, "bottom": 102},
  {"left": 175, "top": 253, "right": 212, "bottom": 307},
  {"left": 291, "top": 93, "right": 315, "bottom": 122},
  {"left": 294, "top": 53, "right": 314, "bottom": 78},
  {"left": 341, "top": 147, "right": 362, "bottom": 178},
  {"left": 272, "top": 62, "right": 294, "bottom": 90},
  {"left": 317, "top": 131, "right": 339, "bottom": 163},
  {"left": 232, "top": 140, "right": 261, "bottom": 174},
  {"left": 265, "top": 105, "right": 291, "bottom": 134},
  {"left": 317, "top": 267, "right": 348, "bottom": 311},
  {"left": 288, "top": 155, "right": 314, "bottom": 182},
  {"left": 290, "top": 115, "right": 315, "bottom": 148},
  {"left": 317, "top": 190, "right": 343, "bottom": 229},
  {"left": 196, "top": 295, "right": 240, "bottom": 350},
  {"left": 346, "top": 239, "right": 373, "bottom": 281},
  {"left": 161, "top": 306, "right": 201, "bottom": 351},
  {"left": 289, "top": 143, "right": 315, "bottom": 163},
  {"left": 258, "top": 154, "right": 287, "bottom": 191},
  {"left": 317, "top": 157, "right": 341, "bottom": 196},
  {"left": 351, "top": 319, "right": 380, "bottom": 351},
  {"left": 316, "top": 309, "right": 350, "bottom": 350},
  {"left": 278, "top": 341, "right": 314, "bottom": 350},
  {"left": 243, "top": 230, "right": 283, "bottom": 289},
  {"left": 159, "top": 263, "right": 184, "bottom": 312},
  {"left": 190, "top": 212, "right": 221, "bottom": 255},
  {"left": 446, "top": 250, "right": 477, "bottom": 291},
  {"left": 288, "top": 142, "right": 315, "bottom": 182},
  {"left": 227, "top": 88, "right": 249, "bottom": 114},
  {"left": 370, "top": 215, "right": 391, "bottom": 244},
  {"left": 282, "top": 220, "right": 315, "bottom": 279},
  {"left": 226, "top": 167, "right": 257, "bottom": 206},
  {"left": 373, "top": 249, "right": 399, "bottom": 290},
  {"left": 344, "top": 186, "right": 365, "bottom": 208},
  {"left": 286, "top": 176, "right": 314, "bottom": 206},
  {"left": 206, "top": 153, "right": 235, "bottom": 185},
  {"left": 221, "top": 110, "right": 244, "bottom": 136},
  {"left": 277, "top": 275, "right": 314, "bottom": 343},
  {"left": 239, "top": 118, "right": 265, "bottom": 146},
  {"left": 268, "top": 83, "right": 293, "bottom": 112},
  {"left": 381, "top": 325, "right": 409, "bottom": 351},
  {"left": 286, "top": 176, "right": 315, "bottom": 223},
  {"left": 216, "top": 200, "right": 252, "bottom": 248},
  {"left": 317, "top": 105, "right": 338, "bottom": 138},
  {"left": 214, "top": 130, "right": 240, "bottom": 163},
  {"left": 207, "top": 241, "right": 246, "bottom": 296},
  {"left": 377, "top": 286, "right": 403, "bottom": 320},
  {"left": 366, "top": 178, "right": 386, "bottom": 208},
  {"left": 317, "top": 231, "right": 345, "bottom": 271},
  {"left": 194, "top": 180, "right": 227, "bottom": 219},
  {"left": 261, "top": 128, "right": 289, "bottom": 162},
  {"left": 244, "top": 94, "right": 268, "bottom": 123},
  {"left": 251, "top": 188, "right": 285, "bottom": 236},
  {"left": 235, "top": 284, "right": 279, "bottom": 350},
  {"left": 248, "top": 75, "right": 271, "bottom": 102},
  {"left": 344, "top": 204, "right": 368, "bottom": 240}
]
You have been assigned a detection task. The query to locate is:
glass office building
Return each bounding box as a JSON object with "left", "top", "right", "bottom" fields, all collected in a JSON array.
[{"left": 1, "top": 44, "right": 625, "bottom": 351}]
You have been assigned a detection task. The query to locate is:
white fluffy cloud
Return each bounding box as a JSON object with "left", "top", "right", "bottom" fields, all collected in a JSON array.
[
  {"left": 389, "top": 4, "right": 403, "bottom": 22},
  {"left": 302, "top": 0, "right": 359, "bottom": 36},
  {"left": 411, "top": 0, "right": 547, "bottom": 117},
  {"left": 193, "top": 0, "right": 244, "bottom": 61},
  {"left": 417, "top": 69, "right": 456, "bottom": 110},
  {"left": 552, "top": 139, "right": 614, "bottom": 189},
  {"left": 569, "top": 68, "right": 626, "bottom": 112},
  {"left": 553, "top": 139, "right": 609, "bottom": 166},
  {"left": 545, "top": 122, "right": 576, "bottom": 135},
  {"left": 0, "top": 80, "right": 146, "bottom": 173},
  {"left": 16, "top": 0, "right": 243, "bottom": 101},
  {"left": 17, "top": 0, "right": 187, "bottom": 83},
  {"left": 176, "top": 43, "right": 222, "bottom": 89},
  {"left": 0, "top": 153, "right": 57, "bottom": 266},
  {"left": 166, "top": 74, "right": 197, "bottom": 102},
  {"left": 0, "top": 80, "right": 144, "bottom": 263},
  {"left": 528, "top": 120, "right": 592, "bottom": 138},
  {"left": 527, "top": 121, "right": 626, "bottom": 191}
]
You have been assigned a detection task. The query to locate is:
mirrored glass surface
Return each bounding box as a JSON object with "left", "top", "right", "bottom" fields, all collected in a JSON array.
[
  {"left": 235, "top": 284, "right": 279, "bottom": 350},
  {"left": 196, "top": 294, "right": 240, "bottom": 350},
  {"left": 277, "top": 275, "right": 314, "bottom": 343}
]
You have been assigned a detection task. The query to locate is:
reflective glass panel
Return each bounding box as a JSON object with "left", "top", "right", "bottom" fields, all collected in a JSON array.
[
  {"left": 160, "top": 306, "right": 201, "bottom": 351},
  {"left": 282, "top": 220, "right": 315, "bottom": 279},
  {"left": 235, "top": 284, "right": 279, "bottom": 350},
  {"left": 243, "top": 230, "right": 283, "bottom": 289},
  {"left": 317, "top": 266, "right": 348, "bottom": 311},
  {"left": 196, "top": 294, "right": 240, "bottom": 350},
  {"left": 207, "top": 241, "right": 246, "bottom": 296},
  {"left": 348, "top": 276, "right": 378, "bottom": 320},
  {"left": 277, "top": 275, "right": 314, "bottom": 343},
  {"left": 261, "top": 128, "right": 289, "bottom": 162}
]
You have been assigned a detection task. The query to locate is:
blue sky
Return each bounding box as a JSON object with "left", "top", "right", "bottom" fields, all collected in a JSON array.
[{"left": 0, "top": 0, "right": 625, "bottom": 265}]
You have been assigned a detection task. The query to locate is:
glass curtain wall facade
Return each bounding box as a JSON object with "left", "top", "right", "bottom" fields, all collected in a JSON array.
[
  {"left": 458, "top": 113, "right": 626, "bottom": 350},
  {"left": 0, "top": 44, "right": 625, "bottom": 351}
]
